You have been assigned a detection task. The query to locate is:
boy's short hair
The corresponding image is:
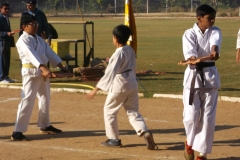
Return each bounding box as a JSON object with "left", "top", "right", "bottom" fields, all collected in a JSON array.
[
  {"left": 112, "top": 24, "right": 131, "bottom": 44},
  {"left": 20, "top": 12, "right": 37, "bottom": 27},
  {"left": 196, "top": 4, "right": 216, "bottom": 17},
  {"left": 1, "top": 2, "right": 9, "bottom": 8}
]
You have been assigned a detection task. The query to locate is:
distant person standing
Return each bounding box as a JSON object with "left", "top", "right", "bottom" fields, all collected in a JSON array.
[
  {"left": 236, "top": 29, "right": 240, "bottom": 62},
  {"left": 0, "top": 2, "right": 15, "bottom": 83},
  {"left": 19, "top": 0, "right": 51, "bottom": 44}
]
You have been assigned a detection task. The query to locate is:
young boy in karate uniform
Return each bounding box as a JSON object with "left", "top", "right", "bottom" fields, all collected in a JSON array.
[
  {"left": 11, "top": 13, "right": 68, "bottom": 141},
  {"left": 86, "top": 24, "right": 157, "bottom": 150},
  {"left": 182, "top": 4, "right": 222, "bottom": 160}
]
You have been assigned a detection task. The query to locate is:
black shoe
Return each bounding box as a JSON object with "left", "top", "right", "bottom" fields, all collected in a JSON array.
[
  {"left": 40, "top": 125, "right": 62, "bottom": 134},
  {"left": 143, "top": 131, "right": 158, "bottom": 150},
  {"left": 11, "top": 132, "right": 29, "bottom": 141},
  {"left": 101, "top": 139, "right": 122, "bottom": 147}
]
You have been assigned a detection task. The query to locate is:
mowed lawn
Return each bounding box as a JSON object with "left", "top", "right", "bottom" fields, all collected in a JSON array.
[{"left": 7, "top": 16, "right": 240, "bottom": 97}]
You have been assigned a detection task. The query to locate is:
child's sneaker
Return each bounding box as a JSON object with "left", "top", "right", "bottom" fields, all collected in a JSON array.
[
  {"left": 11, "top": 132, "right": 29, "bottom": 141},
  {"left": 142, "top": 131, "right": 158, "bottom": 150},
  {"left": 184, "top": 141, "right": 194, "bottom": 160},
  {"left": 40, "top": 125, "right": 62, "bottom": 134},
  {"left": 196, "top": 156, "right": 207, "bottom": 160},
  {"left": 101, "top": 139, "right": 122, "bottom": 147}
]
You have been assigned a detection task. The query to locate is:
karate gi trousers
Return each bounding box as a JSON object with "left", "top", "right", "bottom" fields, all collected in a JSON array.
[
  {"left": 104, "top": 89, "right": 148, "bottom": 140},
  {"left": 183, "top": 88, "right": 218, "bottom": 154},
  {"left": 14, "top": 76, "right": 51, "bottom": 132}
]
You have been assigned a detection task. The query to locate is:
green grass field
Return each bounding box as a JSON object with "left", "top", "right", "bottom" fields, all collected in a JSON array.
[{"left": 7, "top": 16, "right": 240, "bottom": 97}]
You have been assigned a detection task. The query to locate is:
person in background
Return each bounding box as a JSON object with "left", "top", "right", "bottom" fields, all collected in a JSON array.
[
  {"left": 235, "top": 29, "right": 240, "bottom": 62},
  {"left": 0, "top": 2, "right": 15, "bottom": 83},
  {"left": 19, "top": 0, "right": 51, "bottom": 44}
]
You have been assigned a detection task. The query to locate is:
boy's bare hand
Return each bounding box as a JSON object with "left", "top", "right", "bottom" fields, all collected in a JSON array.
[
  {"left": 8, "top": 31, "right": 14, "bottom": 36},
  {"left": 210, "top": 51, "right": 219, "bottom": 60},
  {"left": 40, "top": 65, "right": 52, "bottom": 78},
  {"left": 86, "top": 88, "right": 98, "bottom": 100}
]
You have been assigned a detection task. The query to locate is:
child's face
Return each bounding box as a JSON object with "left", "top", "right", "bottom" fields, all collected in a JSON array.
[
  {"left": 0, "top": 5, "right": 9, "bottom": 15},
  {"left": 22, "top": 21, "right": 38, "bottom": 35},
  {"left": 197, "top": 13, "right": 216, "bottom": 29}
]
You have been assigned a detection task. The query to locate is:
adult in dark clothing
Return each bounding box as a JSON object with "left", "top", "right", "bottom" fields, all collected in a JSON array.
[
  {"left": 19, "top": 0, "right": 51, "bottom": 44},
  {"left": 0, "top": 2, "right": 15, "bottom": 83}
]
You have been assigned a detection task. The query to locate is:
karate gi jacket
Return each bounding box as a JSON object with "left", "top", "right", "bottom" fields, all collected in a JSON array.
[
  {"left": 182, "top": 23, "right": 222, "bottom": 89},
  {"left": 16, "top": 31, "right": 62, "bottom": 77},
  {"left": 96, "top": 45, "right": 137, "bottom": 93}
]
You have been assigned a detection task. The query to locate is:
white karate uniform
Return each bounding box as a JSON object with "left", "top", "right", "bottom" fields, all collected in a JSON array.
[
  {"left": 182, "top": 23, "right": 222, "bottom": 154},
  {"left": 236, "top": 29, "right": 240, "bottom": 49},
  {"left": 14, "top": 31, "right": 62, "bottom": 132},
  {"left": 96, "top": 45, "right": 148, "bottom": 140}
]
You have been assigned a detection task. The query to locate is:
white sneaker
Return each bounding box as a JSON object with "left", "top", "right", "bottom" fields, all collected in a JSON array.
[
  {"left": 0, "top": 79, "right": 10, "bottom": 83},
  {"left": 4, "top": 77, "right": 15, "bottom": 83}
]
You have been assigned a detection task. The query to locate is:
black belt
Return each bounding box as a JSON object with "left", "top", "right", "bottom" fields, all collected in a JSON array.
[
  {"left": 189, "top": 62, "right": 215, "bottom": 105},
  {"left": 196, "top": 62, "right": 215, "bottom": 70}
]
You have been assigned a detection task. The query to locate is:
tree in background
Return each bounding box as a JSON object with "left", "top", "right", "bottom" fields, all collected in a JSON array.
[{"left": 96, "top": 0, "right": 105, "bottom": 16}]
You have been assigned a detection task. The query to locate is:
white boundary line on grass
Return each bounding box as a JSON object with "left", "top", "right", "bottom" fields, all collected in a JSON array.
[
  {"left": 153, "top": 94, "right": 240, "bottom": 103},
  {"left": 0, "top": 98, "right": 19, "bottom": 103},
  {"left": 0, "top": 85, "right": 145, "bottom": 97},
  {"left": 0, "top": 141, "right": 177, "bottom": 159},
  {"left": 1, "top": 85, "right": 240, "bottom": 102}
]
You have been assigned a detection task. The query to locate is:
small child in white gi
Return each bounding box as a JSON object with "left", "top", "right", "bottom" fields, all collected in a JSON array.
[
  {"left": 86, "top": 24, "right": 157, "bottom": 150},
  {"left": 11, "top": 13, "right": 68, "bottom": 141},
  {"left": 182, "top": 4, "right": 222, "bottom": 160},
  {"left": 236, "top": 29, "right": 240, "bottom": 62}
]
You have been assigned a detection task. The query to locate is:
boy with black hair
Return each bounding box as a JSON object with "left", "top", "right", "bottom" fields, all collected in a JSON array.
[
  {"left": 0, "top": 2, "right": 15, "bottom": 83},
  {"left": 182, "top": 4, "right": 222, "bottom": 160},
  {"left": 11, "top": 13, "right": 68, "bottom": 141},
  {"left": 86, "top": 24, "right": 157, "bottom": 150}
]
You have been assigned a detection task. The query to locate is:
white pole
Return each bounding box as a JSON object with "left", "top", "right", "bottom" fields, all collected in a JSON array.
[
  {"left": 147, "top": 0, "right": 148, "bottom": 14},
  {"left": 166, "top": 0, "right": 168, "bottom": 13},
  {"left": 191, "top": 0, "right": 193, "bottom": 12},
  {"left": 115, "top": 0, "right": 116, "bottom": 15}
]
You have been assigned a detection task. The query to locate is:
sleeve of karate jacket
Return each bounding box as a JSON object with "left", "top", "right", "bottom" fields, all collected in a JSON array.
[
  {"left": 182, "top": 29, "right": 199, "bottom": 60},
  {"left": 209, "top": 27, "right": 222, "bottom": 55},
  {"left": 96, "top": 50, "right": 123, "bottom": 92}
]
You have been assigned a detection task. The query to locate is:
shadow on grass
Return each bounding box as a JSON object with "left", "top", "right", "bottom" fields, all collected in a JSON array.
[
  {"left": 219, "top": 88, "right": 240, "bottom": 92},
  {"left": 0, "top": 122, "right": 65, "bottom": 128},
  {"left": 166, "top": 72, "right": 184, "bottom": 75},
  {"left": 210, "top": 158, "right": 240, "bottom": 160},
  {"left": 138, "top": 77, "right": 182, "bottom": 81},
  {"left": 1, "top": 124, "right": 239, "bottom": 143}
]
